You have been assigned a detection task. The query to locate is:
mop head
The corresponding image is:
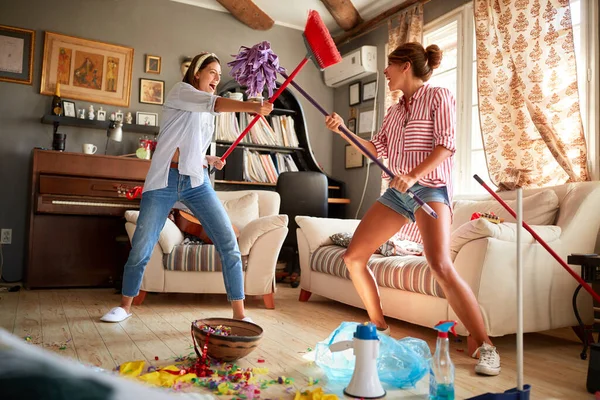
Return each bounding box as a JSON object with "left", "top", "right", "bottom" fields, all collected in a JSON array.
[{"left": 227, "top": 41, "right": 285, "bottom": 98}]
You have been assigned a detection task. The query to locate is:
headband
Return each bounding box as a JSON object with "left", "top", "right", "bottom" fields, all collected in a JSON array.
[{"left": 193, "top": 53, "right": 219, "bottom": 76}]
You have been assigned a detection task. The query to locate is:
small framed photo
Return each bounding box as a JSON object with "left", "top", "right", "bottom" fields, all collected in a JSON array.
[
  {"left": 140, "top": 78, "right": 165, "bottom": 105},
  {"left": 0, "top": 24, "right": 35, "bottom": 85},
  {"left": 115, "top": 111, "right": 124, "bottom": 122},
  {"left": 97, "top": 109, "right": 106, "bottom": 121},
  {"left": 62, "top": 100, "right": 76, "bottom": 117},
  {"left": 145, "top": 55, "right": 161, "bottom": 74},
  {"left": 349, "top": 81, "right": 361, "bottom": 106},
  {"left": 362, "top": 80, "right": 376, "bottom": 102},
  {"left": 137, "top": 111, "right": 158, "bottom": 126},
  {"left": 345, "top": 144, "right": 363, "bottom": 169},
  {"left": 347, "top": 117, "right": 356, "bottom": 133}
]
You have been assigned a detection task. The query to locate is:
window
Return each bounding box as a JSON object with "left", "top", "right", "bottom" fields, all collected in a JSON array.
[{"left": 422, "top": 1, "right": 596, "bottom": 195}]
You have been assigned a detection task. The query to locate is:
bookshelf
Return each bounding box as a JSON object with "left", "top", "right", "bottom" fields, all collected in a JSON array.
[{"left": 213, "top": 80, "right": 349, "bottom": 218}]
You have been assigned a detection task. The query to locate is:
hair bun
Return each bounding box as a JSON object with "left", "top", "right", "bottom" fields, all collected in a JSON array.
[{"left": 425, "top": 44, "right": 443, "bottom": 70}]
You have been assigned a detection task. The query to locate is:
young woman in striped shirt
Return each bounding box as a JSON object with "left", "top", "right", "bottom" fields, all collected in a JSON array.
[{"left": 325, "top": 42, "right": 501, "bottom": 376}]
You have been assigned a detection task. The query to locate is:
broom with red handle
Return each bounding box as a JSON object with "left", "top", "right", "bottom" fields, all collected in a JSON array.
[
  {"left": 474, "top": 174, "right": 600, "bottom": 303},
  {"left": 209, "top": 10, "right": 342, "bottom": 175},
  {"left": 279, "top": 71, "right": 439, "bottom": 220}
]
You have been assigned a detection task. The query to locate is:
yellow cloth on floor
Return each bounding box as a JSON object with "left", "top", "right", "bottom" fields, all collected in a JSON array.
[
  {"left": 119, "top": 361, "right": 198, "bottom": 388},
  {"left": 294, "top": 387, "right": 339, "bottom": 400}
]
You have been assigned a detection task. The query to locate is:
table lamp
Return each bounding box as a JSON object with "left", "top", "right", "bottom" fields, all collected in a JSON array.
[{"left": 105, "top": 120, "right": 123, "bottom": 154}]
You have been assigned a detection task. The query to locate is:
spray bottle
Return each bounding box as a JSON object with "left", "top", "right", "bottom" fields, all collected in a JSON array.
[{"left": 429, "top": 320, "right": 458, "bottom": 400}]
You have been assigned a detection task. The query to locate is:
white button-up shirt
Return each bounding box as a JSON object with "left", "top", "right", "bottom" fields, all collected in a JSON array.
[{"left": 143, "top": 82, "right": 219, "bottom": 193}]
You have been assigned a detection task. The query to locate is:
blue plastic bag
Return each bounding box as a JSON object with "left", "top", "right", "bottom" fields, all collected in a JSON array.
[{"left": 314, "top": 322, "right": 431, "bottom": 388}]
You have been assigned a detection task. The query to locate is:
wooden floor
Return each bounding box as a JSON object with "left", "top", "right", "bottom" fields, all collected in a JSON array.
[{"left": 0, "top": 286, "right": 594, "bottom": 399}]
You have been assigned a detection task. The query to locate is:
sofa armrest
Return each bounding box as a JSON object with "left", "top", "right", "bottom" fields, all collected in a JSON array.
[
  {"left": 124, "top": 210, "right": 184, "bottom": 254},
  {"left": 450, "top": 218, "right": 561, "bottom": 260},
  {"left": 244, "top": 225, "right": 288, "bottom": 295},
  {"left": 238, "top": 215, "right": 288, "bottom": 256},
  {"left": 295, "top": 216, "right": 361, "bottom": 253}
]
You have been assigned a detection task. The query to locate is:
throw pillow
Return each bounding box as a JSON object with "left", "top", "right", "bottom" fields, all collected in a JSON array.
[
  {"left": 379, "top": 239, "right": 423, "bottom": 257},
  {"left": 451, "top": 190, "right": 559, "bottom": 232},
  {"left": 330, "top": 232, "right": 353, "bottom": 247},
  {"left": 221, "top": 192, "right": 260, "bottom": 231}
]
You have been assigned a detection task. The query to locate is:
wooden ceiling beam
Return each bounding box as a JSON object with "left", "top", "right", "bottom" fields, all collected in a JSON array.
[
  {"left": 333, "top": 0, "right": 428, "bottom": 45},
  {"left": 320, "top": 0, "right": 363, "bottom": 31},
  {"left": 216, "top": 0, "right": 274, "bottom": 31}
]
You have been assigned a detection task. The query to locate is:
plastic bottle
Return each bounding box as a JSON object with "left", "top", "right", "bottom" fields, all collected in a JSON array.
[{"left": 429, "top": 320, "right": 457, "bottom": 400}]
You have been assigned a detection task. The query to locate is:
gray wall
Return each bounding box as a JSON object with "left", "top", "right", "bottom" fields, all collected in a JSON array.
[
  {"left": 0, "top": 0, "right": 334, "bottom": 282},
  {"left": 330, "top": 0, "right": 473, "bottom": 219}
]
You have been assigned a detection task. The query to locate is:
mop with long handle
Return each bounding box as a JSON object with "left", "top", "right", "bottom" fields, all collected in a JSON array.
[
  {"left": 277, "top": 71, "right": 439, "bottom": 219},
  {"left": 209, "top": 10, "right": 341, "bottom": 174}
]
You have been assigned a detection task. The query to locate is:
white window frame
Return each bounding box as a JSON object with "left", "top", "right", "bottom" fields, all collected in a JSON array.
[{"left": 423, "top": 1, "right": 598, "bottom": 195}]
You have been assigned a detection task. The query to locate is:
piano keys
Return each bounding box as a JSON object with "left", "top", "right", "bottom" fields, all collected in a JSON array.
[{"left": 27, "top": 149, "right": 150, "bottom": 288}]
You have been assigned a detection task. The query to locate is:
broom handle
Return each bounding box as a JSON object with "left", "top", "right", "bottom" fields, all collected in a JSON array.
[
  {"left": 281, "top": 72, "right": 438, "bottom": 220},
  {"left": 209, "top": 57, "right": 310, "bottom": 174},
  {"left": 474, "top": 174, "right": 600, "bottom": 304}
]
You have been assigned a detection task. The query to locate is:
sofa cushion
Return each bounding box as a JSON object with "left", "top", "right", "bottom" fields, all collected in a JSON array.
[
  {"left": 329, "top": 232, "right": 423, "bottom": 256},
  {"left": 450, "top": 218, "right": 562, "bottom": 259},
  {"left": 330, "top": 232, "right": 353, "bottom": 247},
  {"left": 221, "top": 192, "right": 260, "bottom": 231},
  {"left": 451, "top": 190, "right": 560, "bottom": 232},
  {"left": 164, "top": 244, "right": 248, "bottom": 272},
  {"left": 310, "top": 245, "right": 445, "bottom": 298},
  {"left": 124, "top": 210, "right": 183, "bottom": 254}
]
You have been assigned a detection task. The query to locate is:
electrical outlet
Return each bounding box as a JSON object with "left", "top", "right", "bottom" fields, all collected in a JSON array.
[{"left": 1, "top": 229, "right": 12, "bottom": 245}]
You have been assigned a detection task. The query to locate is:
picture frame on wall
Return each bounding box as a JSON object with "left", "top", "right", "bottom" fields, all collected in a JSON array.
[
  {"left": 136, "top": 111, "right": 158, "bottom": 126},
  {"left": 347, "top": 117, "right": 356, "bottom": 133},
  {"left": 139, "top": 78, "right": 164, "bottom": 105},
  {"left": 0, "top": 24, "right": 35, "bottom": 85},
  {"left": 40, "top": 31, "right": 134, "bottom": 107},
  {"left": 362, "top": 80, "right": 376, "bottom": 102},
  {"left": 145, "top": 54, "right": 161, "bottom": 74},
  {"left": 349, "top": 81, "right": 361, "bottom": 106},
  {"left": 345, "top": 144, "right": 363, "bottom": 169}
]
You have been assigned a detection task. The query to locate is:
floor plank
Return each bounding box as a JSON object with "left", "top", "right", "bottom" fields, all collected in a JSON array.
[{"left": 10, "top": 286, "right": 595, "bottom": 399}]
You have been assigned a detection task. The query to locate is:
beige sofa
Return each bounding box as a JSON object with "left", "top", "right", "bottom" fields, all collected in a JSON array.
[
  {"left": 296, "top": 181, "right": 600, "bottom": 339},
  {"left": 123, "top": 190, "right": 288, "bottom": 309}
]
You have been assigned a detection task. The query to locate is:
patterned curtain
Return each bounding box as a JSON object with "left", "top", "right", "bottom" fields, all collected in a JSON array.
[
  {"left": 382, "top": 4, "right": 425, "bottom": 245},
  {"left": 474, "top": 0, "right": 589, "bottom": 190}
]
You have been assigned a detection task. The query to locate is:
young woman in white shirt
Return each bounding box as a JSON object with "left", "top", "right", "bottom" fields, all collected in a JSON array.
[
  {"left": 325, "top": 43, "right": 501, "bottom": 376},
  {"left": 101, "top": 52, "right": 273, "bottom": 324}
]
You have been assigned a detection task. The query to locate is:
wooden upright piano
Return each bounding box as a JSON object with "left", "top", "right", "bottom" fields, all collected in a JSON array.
[{"left": 27, "top": 149, "right": 151, "bottom": 288}]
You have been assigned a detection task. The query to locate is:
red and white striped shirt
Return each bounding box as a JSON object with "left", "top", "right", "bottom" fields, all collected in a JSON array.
[{"left": 371, "top": 84, "right": 456, "bottom": 243}]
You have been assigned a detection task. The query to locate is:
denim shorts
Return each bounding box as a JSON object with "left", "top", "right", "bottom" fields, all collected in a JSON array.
[{"left": 378, "top": 183, "right": 450, "bottom": 222}]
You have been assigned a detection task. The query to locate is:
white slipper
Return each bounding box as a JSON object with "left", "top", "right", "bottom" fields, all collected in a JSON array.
[
  {"left": 241, "top": 316, "right": 255, "bottom": 324},
  {"left": 100, "top": 307, "right": 132, "bottom": 323}
]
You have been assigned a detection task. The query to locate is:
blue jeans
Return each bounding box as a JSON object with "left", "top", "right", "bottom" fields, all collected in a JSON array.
[
  {"left": 378, "top": 183, "right": 450, "bottom": 222},
  {"left": 122, "top": 168, "right": 244, "bottom": 301}
]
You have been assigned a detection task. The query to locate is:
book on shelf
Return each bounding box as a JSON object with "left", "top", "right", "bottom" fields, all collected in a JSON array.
[
  {"left": 214, "top": 112, "right": 299, "bottom": 148},
  {"left": 243, "top": 149, "right": 299, "bottom": 184}
]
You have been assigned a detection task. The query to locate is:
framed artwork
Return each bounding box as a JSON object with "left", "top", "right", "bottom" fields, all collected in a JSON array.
[
  {"left": 349, "top": 81, "right": 361, "bottom": 106},
  {"left": 62, "top": 100, "right": 76, "bottom": 117},
  {"left": 347, "top": 117, "right": 356, "bottom": 133},
  {"left": 0, "top": 24, "right": 35, "bottom": 85},
  {"left": 97, "top": 109, "right": 106, "bottom": 121},
  {"left": 362, "top": 80, "right": 376, "bottom": 102},
  {"left": 40, "top": 31, "right": 134, "bottom": 107},
  {"left": 139, "top": 78, "right": 164, "bottom": 105},
  {"left": 145, "top": 54, "right": 161, "bottom": 74},
  {"left": 345, "top": 144, "right": 363, "bottom": 169},
  {"left": 358, "top": 109, "right": 375, "bottom": 136},
  {"left": 137, "top": 111, "right": 158, "bottom": 126}
]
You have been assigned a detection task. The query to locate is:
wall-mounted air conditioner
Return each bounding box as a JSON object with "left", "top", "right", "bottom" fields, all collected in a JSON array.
[{"left": 323, "top": 45, "right": 377, "bottom": 88}]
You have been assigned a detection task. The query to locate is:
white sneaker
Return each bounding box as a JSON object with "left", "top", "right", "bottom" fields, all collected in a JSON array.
[
  {"left": 473, "top": 343, "right": 501, "bottom": 376},
  {"left": 377, "top": 325, "right": 391, "bottom": 336},
  {"left": 100, "top": 307, "right": 132, "bottom": 323}
]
